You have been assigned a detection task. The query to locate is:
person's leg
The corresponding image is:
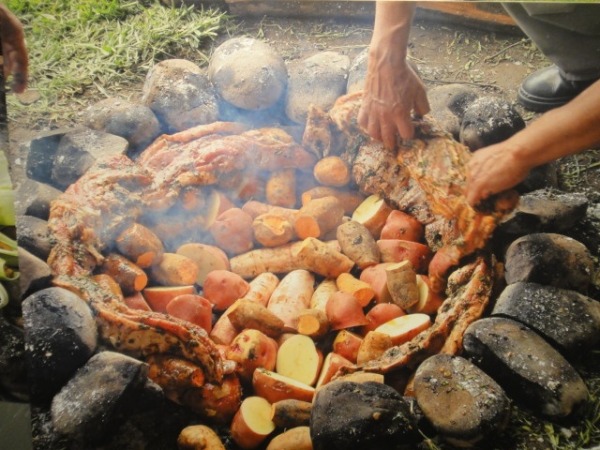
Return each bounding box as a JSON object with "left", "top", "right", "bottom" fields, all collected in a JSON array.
[{"left": 503, "top": 3, "right": 600, "bottom": 111}]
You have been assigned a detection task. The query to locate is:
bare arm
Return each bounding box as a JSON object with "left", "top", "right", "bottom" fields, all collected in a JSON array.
[
  {"left": 466, "top": 79, "right": 600, "bottom": 206},
  {"left": 0, "top": 3, "right": 28, "bottom": 93},
  {"left": 358, "top": 1, "right": 429, "bottom": 148}
]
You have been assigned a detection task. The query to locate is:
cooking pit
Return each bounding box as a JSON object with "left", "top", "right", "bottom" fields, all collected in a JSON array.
[{"left": 4, "top": 4, "right": 600, "bottom": 450}]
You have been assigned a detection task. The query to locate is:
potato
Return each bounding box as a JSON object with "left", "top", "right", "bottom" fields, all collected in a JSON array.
[
  {"left": 226, "top": 329, "right": 278, "bottom": 381},
  {"left": 203, "top": 270, "right": 250, "bottom": 311},
  {"left": 209, "top": 208, "right": 254, "bottom": 255},
  {"left": 165, "top": 294, "right": 213, "bottom": 333},
  {"left": 363, "top": 303, "right": 406, "bottom": 333},
  {"left": 313, "top": 156, "right": 351, "bottom": 187},
  {"left": 315, "top": 352, "right": 353, "bottom": 388},
  {"left": 407, "top": 275, "right": 445, "bottom": 315},
  {"left": 336, "top": 220, "right": 380, "bottom": 269},
  {"left": 351, "top": 194, "right": 393, "bottom": 238},
  {"left": 332, "top": 330, "right": 363, "bottom": 363},
  {"left": 326, "top": 291, "right": 368, "bottom": 330},
  {"left": 359, "top": 263, "right": 394, "bottom": 304},
  {"left": 270, "top": 400, "right": 312, "bottom": 429},
  {"left": 375, "top": 313, "right": 432, "bottom": 346},
  {"left": 230, "top": 396, "right": 276, "bottom": 450},
  {"left": 176, "top": 243, "right": 230, "bottom": 285},
  {"left": 150, "top": 253, "right": 199, "bottom": 286},
  {"left": 123, "top": 292, "right": 152, "bottom": 312},
  {"left": 187, "top": 374, "right": 242, "bottom": 424},
  {"left": 253, "top": 368, "right": 315, "bottom": 404},
  {"left": 177, "top": 424, "right": 226, "bottom": 450},
  {"left": 376, "top": 239, "right": 433, "bottom": 273},
  {"left": 380, "top": 210, "right": 424, "bottom": 242},
  {"left": 142, "top": 285, "right": 196, "bottom": 313},
  {"left": 266, "top": 426, "right": 313, "bottom": 450},
  {"left": 356, "top": 331, "right": 394, "bottom": 365},
  {"left": 276, "top": 334, "right": 322, "bottom": 386}
]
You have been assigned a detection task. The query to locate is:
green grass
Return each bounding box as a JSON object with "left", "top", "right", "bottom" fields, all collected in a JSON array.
[{"left": 7, "top": 0, "right": 228, "bottom": 127}]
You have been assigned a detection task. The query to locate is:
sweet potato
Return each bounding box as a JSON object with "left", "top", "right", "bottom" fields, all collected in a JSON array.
[
  {"left": 178, "top": 425, "right": 226, "bottom": 450},
  {"left": 301, "top": 186, "right": 365, "bottom": 215},
  {"left": 227, "top": 329, "right": 278, "bottom": 381},
  {"left": 359, "top": 263, "right": 394, "bottom": 304},
  {"left": 310, "top": 279, "right": 338, "bottom": 311},
  {"left": 326, "top": 291, "right": 368, "bottom": 330},
  {"left": 276, "top": 334, "right": 323, "bottom": 386},
  {"left": 252, "top": 368, "right": 315, "bottom": 404},
  {"left": 266, "top": 426, "right": 313, "bottom": 450},
  {"left": 209, "top": 208, "right": 254, "bottom": 255},
  {"left": 313, "top": 156, "right": 350, "bottom": 187},
  {"left": 375, "top": 313, "right": 432, "bottom": 345},
  {"left": 253, "top": 213, "right": 294, "bottom": 247},
  {"left": 335, "top": 273, "right": 375, "bottom": 307},
  {"left": 294, "top": 196, "right": 345, "bottom": 240},
  {"left": 123, "top": 291, "right": 152, "bottom": 312},
  {"left": 270, "top": 400, "right": 312, "bottom": 429},
  {"left": 380, "top": 210, "right": 424, "bottom": 242},
  {"left": 186, "top": 374, "right": 242, "bottom": 424},
  {"left": 332, "top": 330, "right": 363, "bottom": 363},
  {"left": 336, "top": 220, "right": 380, "bottom": 269},
  {"left": 231, "top": 244, "right": 297, "bottom": 279},
  {"left": 377, "top": 239, "right": 433, "bottom": 273},
  {"left": 356, "top": 331, "right": 394, "bottom": 365},
  {"left": 315, "top": 352, "right": 353, "bottom": 388},
  {"left": 363, "top": 303, "right": 405, "bottom": 333},
  {"left": 176, "top": 243, "right": 230, "bottom": 285},
  {"left": 242, "top": 200, "right": 299, "bottom": 223},
  {"left": 228, "top": 299, "right": 285, "bottom": 338},
  {"left": 150, "top": 253, "right": 199, "bottom": 286},
  {"left": 165, "top": 294, "right": 213, "bottom": 333},
  {"left": 267, "top": 269, "right": 314, "bottom": 332},
  {"left": 100, "top": 253, "right": 148, "bottom": 295},
  {"left": 231, "top": 396, "right": 276, "bottom": 450},
  {"left": 407, "top": 274, "right": 445, "bottom": 315},
  {"left": 266, "top": 168, "right": 297, "bottom": 208},
  {"left": 292, "top": 238, "right": 355, "bottom": 278},
  {"left": 142, "top": 285, "right": 196, "bottom": 313},
  {"left": 297, "top": 308, "right": 330, "bottom": 339},
  {"left": 203, "top": 270, "right": 250, "bottom": 311},
  {"left": 351, "top": 194, "right": 393, "bottom": 238},
  {"left": 115, "top": 223, "right": 164, "bottom": 268},
  {"left": 385, "top": 260, "right": 420, "bottom": 310}
]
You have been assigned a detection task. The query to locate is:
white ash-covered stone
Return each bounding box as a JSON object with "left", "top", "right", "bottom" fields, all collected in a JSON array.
[
  {"left": 427, "top": 84, "right": 479, "bottom": 139},
  {"left": 142, "top": 58, "right": 219, "bottom": 132},
  {"left": 497, "top": 188, "right": 588, "bottom": 237},
  {"left": 310, "top": 380, "right": 421, "bottom": 450},
  {"left": 16, "top": 215, "right": 52, "bottom": 261},
  {"left": 504, "top": 233, "right": 595, "bottom": 293},
  {"left": 346, "top": 47, "right": 368, "bottom": 94},
  {"left": 208, "top": 36, "right": 287, "bottom": 111},
  {"left": 22, "top": 287, "right": 97, "bottom": 402},
  {"left": 492, "top": 282, "right": 600, "bottom": 356},
  {"left": 50, "top": 351, "right": 149, "bottom": 443},
  {"left": 463, "top": 317, "right": 589, "bottom": 419},
  {"left": 285, "top": 51, "right": 350, "bottom": 124},
  {"left": 82, "top": 97, "right": 161, "bottom": 155},
  {"left": 13, "top": 178, "right": 62, "bottom": 220},
  {"left": 414, "top": 354, "right": 510, "bottom": 448},
  {"left": 51, "top": 128, "right": 129, "bottom": 190},
  {"left": 17, "top": 247, "right": 52, "bottom": 300}
]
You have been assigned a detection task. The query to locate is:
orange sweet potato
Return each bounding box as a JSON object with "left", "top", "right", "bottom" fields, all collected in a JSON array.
[
  {"left": 266, "top": 168, "right": 297, "bottom": 208},
  {"left": 150, "top": 253, "right": 199, "bottom": 287},
  {"left": 100, "top": 253, "right": 148, "bottom": 295},
  {"left": 115, "top": 223, "right": 164, "bottom": 268}
]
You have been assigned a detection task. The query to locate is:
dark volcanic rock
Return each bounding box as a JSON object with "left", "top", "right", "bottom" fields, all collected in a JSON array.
[
  {"left": 51, "top": 128, "right": 129, "bottom": 190},
  {"left": 492, "top": 282, "right": 600, "bottom": 357},
  {"left": 285, "top": 51, "right": 350, "bottom": 124},
  {"left": 0, "top": 314, "right": 29, "bottom": 401},
  {"left": 142, "top": 58, "right": 219, "bottom": 133},
  {"left": 16, "top": 215, "right": 52, "bottom": 261},
  {"left": 310, "top": 381, "right": 421, "bottom": 450},
  {"left": 50, "top": 351, "right": 149, "bottom": 443},
  {"left": 82, "top": 97, "right": 162, "bottom": 156},
  {"left": 17, "top": 247, "right": 52, "bottom": 299},
  {"left": 414, "top": 354, "right": 510, "bottom": 447},
  {"left": 13, "top": 178, "right": 62, "bottom": 220},
  {"left": 22, "top": 287, "right": 98, "bottom": 402},
  {"left": 463, "top": 317, "right": 589, "bottom": 418},
  {"left": 497, "top": 189, "right": 588, "bottom": 237},
  {"left": 504, "top": 233, "right": 594, "bottom": 293}
]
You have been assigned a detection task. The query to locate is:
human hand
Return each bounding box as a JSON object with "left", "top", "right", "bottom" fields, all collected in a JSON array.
[
  {"left": 0, "top": 4, "right": 28, "bottom": 93},
  {"left": 358, "top": 57, "right": 429, "bottom": 148},
  {"left": 465, "top": 142, "right": 530, "bottom": 207}
]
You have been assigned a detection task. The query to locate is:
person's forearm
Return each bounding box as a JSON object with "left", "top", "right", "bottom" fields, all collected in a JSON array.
[
  {"left": 370, "top": 2, "right": 416, "bottom": 59},
  {"left": 508, "top": 80, "right": 600, "bottom": 170}
]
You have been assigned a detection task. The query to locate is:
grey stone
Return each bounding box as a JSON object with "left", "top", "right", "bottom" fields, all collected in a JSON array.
[
  {"left": 22, "top": 287, "right": 98, "bottom": 402},
  {"left": 0, "top": 314, "right": 29, "bottom": 401},
  {"left": 414, "top": 354, "right": 510, "bottom": 447},
  {"left": 13, "top": 178, "right": 62, "bottom": 220},
  {"left": 50, "top": 351, "right": 148, "bottom": 442},
  {"left": 16, "top": 215, "right": 52, "bottom": 261},
  {"left": 427, "top": 84, "right": 479, "bottom": 139},
  {"left": 142, "top": 58, "right": 219, "bottom": 133},
  {"left": 51, "top": 128, "right": 129, "bottom": 190},
  {"left": 285, "top": 51, "right": 350, "bottom": 124},
  {"left": 346, "top": 48, "right": 368, "bottom": 94},
  {"left": 463, "top": 317, "right": 589, "bottom": 418},
  {"left": 17, "top": 247, "right": 52, "bottom": 299},
  {"left": 504, "top": 233, "right": 595, "bottom": 293},
  {"left": 492, "top": 282, "right": 600, "bottom": 356},
  {"left": 82, "top": 97, "right": 161, "bottom": 156},
  {"left": 208, "top": 36, "right": 287, "bottom": 111}
]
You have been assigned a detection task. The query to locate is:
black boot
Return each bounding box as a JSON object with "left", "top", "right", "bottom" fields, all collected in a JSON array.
[{"left": 517, "top": 65, "right": 597, "bottom": 112}]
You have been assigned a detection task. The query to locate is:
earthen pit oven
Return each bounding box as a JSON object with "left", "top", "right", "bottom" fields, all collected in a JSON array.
[{"left": 15, "top": 36, "right": 600, "bottom": 450}]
